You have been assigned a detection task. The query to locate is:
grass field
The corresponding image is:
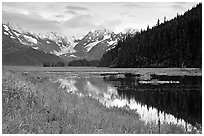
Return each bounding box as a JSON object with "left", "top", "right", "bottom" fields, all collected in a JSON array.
[
  {"left": 2, "top": 66, "right": 201, "bottom": 134},
  {"left": 3, "top": 66, "right": 202, "bottom": 76}
]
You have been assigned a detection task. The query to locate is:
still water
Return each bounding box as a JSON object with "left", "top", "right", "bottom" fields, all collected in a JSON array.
[{"left": 51, "top": 72, "right": 202, "bottom": 133}]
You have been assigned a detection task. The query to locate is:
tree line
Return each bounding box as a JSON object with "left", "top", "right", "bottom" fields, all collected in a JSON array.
[
  {"left": 43, "top": 59, "right": 100, "bottom": 67},
  {"left": 67, "top": 59, "right": 99, "bottom": 67},
  {"left": 43, "top": 61, "right": 65, "bottom": 67},
  {"left": 99, "top": 3, "right": 202, "bottom": 68}
]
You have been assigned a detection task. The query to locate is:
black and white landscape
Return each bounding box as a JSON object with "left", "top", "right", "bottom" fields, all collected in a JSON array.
[
  {"left": 2, "top": 23, "right": 136, "bottom": 64},
  {"left": 2, "top": 2, "right": 202, "bottom": 134}
]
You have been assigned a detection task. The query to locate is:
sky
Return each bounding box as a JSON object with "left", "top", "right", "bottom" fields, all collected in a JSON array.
[{"left": 2, "top": 2, "right": 198, "bottom": 38}]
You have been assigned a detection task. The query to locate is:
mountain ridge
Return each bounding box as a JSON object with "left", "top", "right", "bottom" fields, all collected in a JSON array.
[
  {"left": 2, "top": 23, "right": 138, "bottom": 62},
  {"left": 2, "top": 26, "right": 63, "bottom": 66}
]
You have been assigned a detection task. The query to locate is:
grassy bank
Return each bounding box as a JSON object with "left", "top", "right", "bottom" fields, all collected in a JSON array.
[
  {"left": 2, "top": 68, "right": 196, "bottom": 134},
  {"left": 3, "top": 66, "right": 202, "bottom": 76}
]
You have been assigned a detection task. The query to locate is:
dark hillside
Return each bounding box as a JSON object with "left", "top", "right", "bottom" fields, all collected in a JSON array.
[
  {"left": 2, "top": 28, "right": 63, "bottom": 66},
  {"left": 99, "top": 3, "right": 202, "bottom": 68}
]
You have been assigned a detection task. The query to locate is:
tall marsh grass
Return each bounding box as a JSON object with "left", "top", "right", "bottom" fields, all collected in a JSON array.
[{"left": 2, "top": 69, "right": 189, "bottom": 134}]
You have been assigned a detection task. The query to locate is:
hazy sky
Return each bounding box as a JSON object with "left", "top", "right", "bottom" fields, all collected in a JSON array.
[{"left": 2, "top": 2, "right": 197, "bottom": 38}]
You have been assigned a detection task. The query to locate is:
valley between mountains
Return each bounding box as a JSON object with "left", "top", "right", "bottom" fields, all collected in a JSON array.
[{"left": 2, "top": 23, "right": 137, "bottom": 65}]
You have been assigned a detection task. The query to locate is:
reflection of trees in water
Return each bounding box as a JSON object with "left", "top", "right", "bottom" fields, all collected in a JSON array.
[{"left": 103, "top": 75, "right": 202, "bottom": 126}]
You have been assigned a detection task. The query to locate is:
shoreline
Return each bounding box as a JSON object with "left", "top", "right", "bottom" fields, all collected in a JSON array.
[
  {"left": 2, "top": 68, "right": 201, "bottom": 134},
  {"left": 3, "top": 66, "right": 202, "bottom": 76}
]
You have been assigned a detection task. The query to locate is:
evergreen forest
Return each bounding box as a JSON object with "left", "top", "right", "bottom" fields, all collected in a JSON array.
[{"left": 99, "top": 3, "right": 202, "bottom": 68}]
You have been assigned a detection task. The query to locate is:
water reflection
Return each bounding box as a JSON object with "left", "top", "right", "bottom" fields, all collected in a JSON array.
[
  {"left": 54, "top": 73, "right": 202, "bottom": 133},
  {"left": 58, "top": 79, "right": 78, "bottom": 92}
]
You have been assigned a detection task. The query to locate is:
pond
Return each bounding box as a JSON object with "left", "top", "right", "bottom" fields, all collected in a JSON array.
[{"left": 51, "top": 72, "right": 202, "bottom": 133}]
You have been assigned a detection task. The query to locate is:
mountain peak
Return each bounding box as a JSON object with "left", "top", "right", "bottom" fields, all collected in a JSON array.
[
  {"left": 84, "top": 28, "right": 114, "bottom": 42},
  {"left": 88, "top": 28, "right": 113, "bottom": 36},
  {"left": 2, "top": 22, "right": 138, "bottom": 62},
  {"left": 3, "top": 22, "right": 31, "bottom": 34},
  {"left": 122, "top": 27, "right": 138, "bottom": 34},
  {"left": 2, "top": 24, "right": 10, "bottom": 31}
]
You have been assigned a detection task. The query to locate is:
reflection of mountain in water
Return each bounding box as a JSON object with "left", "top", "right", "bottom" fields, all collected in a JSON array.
[
  {"left": 54, "top": 73, "right": 201, "bottom": 132},
  {"left": 103, "top": 74, "right": 202, "bottom": 127}
]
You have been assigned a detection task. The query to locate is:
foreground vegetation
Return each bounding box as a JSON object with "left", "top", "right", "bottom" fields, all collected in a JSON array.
[{"left": 2, "top": 67, "right": 199, "bottom": 134}]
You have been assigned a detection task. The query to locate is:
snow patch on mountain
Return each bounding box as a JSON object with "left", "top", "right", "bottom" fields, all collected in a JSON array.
[
  {"left": 23, "top": 35, "right": 38, "bottom": 44},
  {"left": 13, "top": 31, "right": 20, "bottom": 37},
  {"left": 106, "top": 45, "right": 116, "bottom": 51},
  {"left": 3, "top": 24, "right": 10, "bottom": 31},
  {"left": 7, "top": 31, "right": 13, "bottom": 35},
  {"left": 4, "top": 32, "right": 9, "bottom": 36},
  {"left": 70, "top": 54, "right": 77, "bottom": 57},
  {"left": 85, "top": 40, "right": 101, "bottom": 52},
  {"left": 10, "top": 36, "right": 15, "bottom": 39},
  {"left": 52, "top": 44, "right": 76, "bottom": 56},
  {"left": 16, "top": 37, "right": 22, "bottom": 43},
  {"left": 107, "top": 39, "right": 117, "bottom": 46},
  {"left": 66, "top": 36, "right": 79, "bottom": 48},
  {"left": 103, "top": 34, "right": 111, "bottom": 40},
  {"left": 32, "top": 47, "right": 39, "bottom": 50}
]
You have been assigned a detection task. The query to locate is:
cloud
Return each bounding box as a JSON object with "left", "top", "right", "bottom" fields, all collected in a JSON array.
[
  {"left": 65, "top": 5, "right": 88, "bottom": 11},
  {"left": 63, "top": 14, "right": 95, "bottom": 28},
  {"left": 171, "top": 4, "right": 185, "bottom": 10},
  {"left": 120, "top": 11, "right": 129, "bottom": 16},
  {"left": 2, "top": 2, "right": 197, "bottom": 37},
  {"left": 55, "top": 14, "right": 64, "bottom": 18},
  {"left": 122, "top": 2, "right": 178, "bottom": 9},
  {"left": 173, "top": 2, "right": 187, "bottom": 5},
  {"left": 3, "top": 11, "right": 61, "bottom": 33},
  {"left": 122, "top": 3, "right": 146, "bottom": 8},
  {"left": 100, "top": 19, "right": 122, "bottom": 26},
  {"left": 97, "top": 19, "right": 122, "bottom": 30},
  {"left": 65, "top": 5, "right": 89, "bottom": 16},
  {"left": 66, "top": 10, "right": 77, "bottom": 15}
]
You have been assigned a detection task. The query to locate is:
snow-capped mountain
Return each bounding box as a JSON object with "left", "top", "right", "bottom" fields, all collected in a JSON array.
[
  {"left": 2, "top": 24, "right": 63, "bottom": 66},
  {"left": 67, "top": 28, "right": 137, "bottom": 60},
  {"left": 2, "top": 23, "right": 138, "bottom": 61},
  {"left": 2, "top": 23, "right": 77, "bottom": 57},
  {"left": 74, "top": 29, "right": 116, "bottom": 52}
]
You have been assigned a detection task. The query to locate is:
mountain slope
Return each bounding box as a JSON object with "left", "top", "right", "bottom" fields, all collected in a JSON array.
[
  {"left": 2, "top": 23, "right": 138, "bottom": 62},
  {"left": 99, "top": 3, "right": 202, "bottom": 68},
  {"left": 2, "top": 24, "right": 77, "bottom": 56},
  {"left": 2, "top": 25, "right": 63, "bottom": 66},
  {"left": 69, "top": 28, "right": 137, "bottom": 60}
]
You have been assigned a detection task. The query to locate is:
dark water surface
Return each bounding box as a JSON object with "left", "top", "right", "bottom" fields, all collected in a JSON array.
[{"left": 52, "top": 72, "right": 202, "bottom": 132}]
